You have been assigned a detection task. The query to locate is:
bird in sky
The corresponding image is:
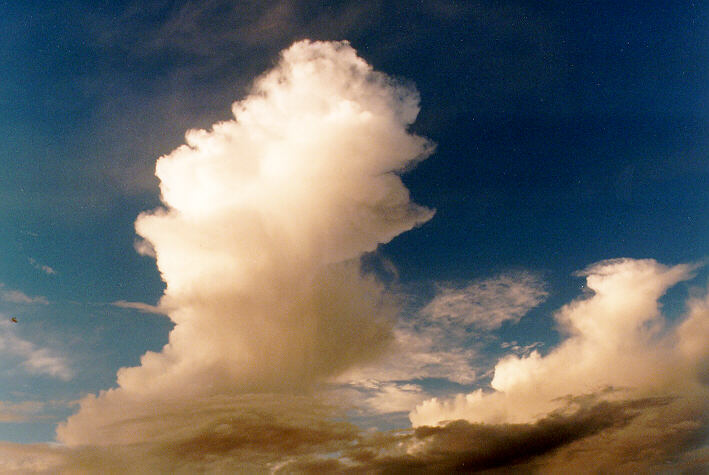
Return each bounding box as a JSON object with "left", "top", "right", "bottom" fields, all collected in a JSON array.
[{"left": 10, "top": 317, "right": 17, "bottom": 323}]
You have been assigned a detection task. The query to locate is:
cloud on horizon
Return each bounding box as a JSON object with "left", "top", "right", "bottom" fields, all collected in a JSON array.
[{"left": 408, "top": 258, "right": 709, "bottom": 471}]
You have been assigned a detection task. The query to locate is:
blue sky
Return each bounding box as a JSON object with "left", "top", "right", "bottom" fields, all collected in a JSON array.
[{"left": 0, "top": 1, "right": 707, "bottom": 472}]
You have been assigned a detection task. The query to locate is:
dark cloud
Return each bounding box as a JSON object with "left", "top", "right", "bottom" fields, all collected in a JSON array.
[
  {"left": 2, "top": 394, "right": 358, "bottom": 473},
  {"left": 339, "top": 397, "right": 673, "bottom": 473},
  {"left": 1, "top": 392, "right": 706, "bottom": 473}
]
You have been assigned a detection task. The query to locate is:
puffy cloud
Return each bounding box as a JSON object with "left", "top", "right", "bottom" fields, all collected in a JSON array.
[
  {"left": 411, "top": 259, "right": 699, "bottom": 426},
  {"left": 2, "top": 259, "right": 707, "bottom": 471},
  {"left": 408, "top": 258, "right": 708, "bottom": 471},
  {"left": 15, "top": 38, "right": 702, "bottom": 472},
  {"left": 133, "top": 238, "right": 156, "bottom": 258},
  {"left": 421, "top": 271, "right": 547, "bottom": 330},
  {"left": 59, "top": 39, "right": 434, "bottom": 445},
  {"left": 327, "top": 396, "right": 672, "bottom": 473}
]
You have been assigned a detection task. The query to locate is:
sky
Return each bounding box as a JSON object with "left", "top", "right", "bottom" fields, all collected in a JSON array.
[{"left": 0, "top": 1, "right": 708, "bottom": 472}]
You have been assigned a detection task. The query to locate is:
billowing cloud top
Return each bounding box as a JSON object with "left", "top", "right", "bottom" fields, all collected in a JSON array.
[
  {"left": 16, "top": 40, "right": 703, "bottom": 473},
  {"left": 410, "top": 259, "right": 706, "bottom": 427},
  {"left": 58, "top": 40, "right": 435, "bottom": 445},
  {"left": 145, "top": 39, "right": 433, "bottom": 273}
]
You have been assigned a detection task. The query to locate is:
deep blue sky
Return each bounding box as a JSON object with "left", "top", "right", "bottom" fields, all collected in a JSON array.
[{"left": 0, "top": 0, "right": 707, "bottom": 445}]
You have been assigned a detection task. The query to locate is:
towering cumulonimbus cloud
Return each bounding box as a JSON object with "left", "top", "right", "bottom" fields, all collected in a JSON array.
[
  {"left": 58, "top": 40, "right": 434, "bottom": 445},
  {"left": 40, "top": 40, "right": 707, "bottom": 472}
]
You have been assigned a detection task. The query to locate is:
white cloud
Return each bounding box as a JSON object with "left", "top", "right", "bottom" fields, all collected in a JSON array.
[
  {"left": 410, "top": 258, "right": 705, "bottom": 427},
  {"left": 19, "top": 35, "right": 701, "bottom": 472},
  {"left": 59, "top": 39, "right": 434, "bottom": 445},
  {"left": 0, "top": 321, "right": 72, "bottom": 380},
  {"left": 111, "top": 300, "right": 166, "bottom": 315},
  {"left": 0, "top": 261, "right": 706, "bottom": 472},
  {"left": 421, "top": 271, "right": 547, "bottom": 330},
  {"left": 394, "top": 258, "right": 709, "bottom": 472},
  {"left": 0, "top": 286, "right": 49, "bottom": 305}
]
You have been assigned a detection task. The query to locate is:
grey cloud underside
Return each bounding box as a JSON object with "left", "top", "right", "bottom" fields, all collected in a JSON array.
[
  {"left": 21, "top": 393, "right": 708, "bottom": 473},
  {"left": 338, "top": 397, "right": 679, "bottom": 473},
  {"left": 4, "top": 392, "right": 704, "bottom": 473},
  {"left": 4, "top": 31, "right": 704, "bottom": 473}
]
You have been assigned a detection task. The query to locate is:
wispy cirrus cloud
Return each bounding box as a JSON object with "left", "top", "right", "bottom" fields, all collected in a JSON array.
[
  {"left": 336, "top": 317, "right": 478, "bottom": 387},
  {"left": 111, "top": 300, "right": 166, "bottom": 315},
  {"left": 422, "top": 271, "right": 548, "bottom": 331},
  {"left": 360, "top": 382, "right": 429, "bottom": 415},
  {"left": 0, "top": 399, "right": 69, "bottom": 424},
  {"left": 338, "top": 271, "right": 548, "bottom": 395}
]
